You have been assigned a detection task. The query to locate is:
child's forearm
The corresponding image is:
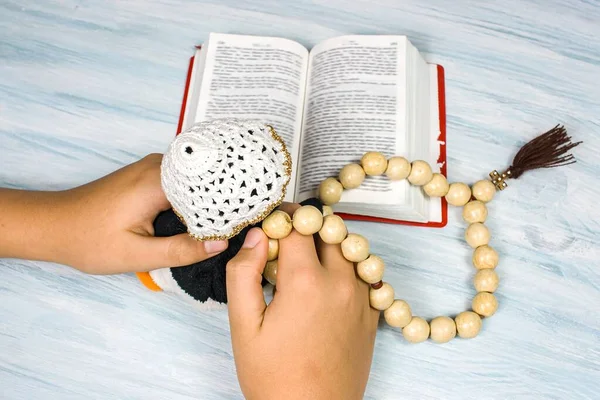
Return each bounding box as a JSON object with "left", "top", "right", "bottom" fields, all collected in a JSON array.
[{"left": 0, "top": 188, "right": 70, "bottom": 263}]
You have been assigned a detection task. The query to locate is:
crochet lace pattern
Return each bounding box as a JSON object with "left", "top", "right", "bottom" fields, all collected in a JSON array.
[{"left": 161, "top": 119, "right": 292, "bottom": 241}]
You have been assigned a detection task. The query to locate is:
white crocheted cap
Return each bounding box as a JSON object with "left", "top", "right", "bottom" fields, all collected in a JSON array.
[{"left": 161, "top": 119, "right": 292, "bottom": 240}]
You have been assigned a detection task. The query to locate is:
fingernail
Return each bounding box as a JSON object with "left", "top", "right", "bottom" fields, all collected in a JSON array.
[
  {"left": 205, "top": 240, "right": 228, "bottom": 253},
  {"left": 243, "top": 228, "right": 263, "bottom": 249}
]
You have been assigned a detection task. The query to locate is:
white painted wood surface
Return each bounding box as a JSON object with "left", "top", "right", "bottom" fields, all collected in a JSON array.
[{"left": 1, "top": 1, "right": 599, "bottom": 398}]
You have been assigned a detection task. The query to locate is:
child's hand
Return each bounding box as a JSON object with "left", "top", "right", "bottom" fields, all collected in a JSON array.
[
  {"left": 0, "top": 154, "right": 228, "bottom": 274},
  {"left": 226, "top": 204, "right": 379, "bottom": 400}
]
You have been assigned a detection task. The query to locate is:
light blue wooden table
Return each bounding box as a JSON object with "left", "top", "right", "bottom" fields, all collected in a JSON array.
[{"left": 1, "top": 1, "right": 599, "bottom": 399}]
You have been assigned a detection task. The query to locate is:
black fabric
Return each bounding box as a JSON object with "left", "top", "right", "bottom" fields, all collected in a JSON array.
[{"left": 153, "top": 198, "right": 323, "bottom": 304}]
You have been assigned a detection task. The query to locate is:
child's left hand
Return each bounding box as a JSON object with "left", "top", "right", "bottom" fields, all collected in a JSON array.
[{"left": 0, "top": 154, "right": 229, "bottom": 274}]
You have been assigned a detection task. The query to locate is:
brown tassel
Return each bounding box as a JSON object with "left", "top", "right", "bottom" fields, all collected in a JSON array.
[
  {"left": 489, "top": 125, "right": 582, "bottom": 190},
  {"left": 508, "top": 125, "right": 582, "bottom": 178}
]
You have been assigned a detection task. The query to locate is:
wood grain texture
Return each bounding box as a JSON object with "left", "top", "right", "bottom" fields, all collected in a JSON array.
[{"left": 1, "top": 0, "right": 599, "bottom": 398}]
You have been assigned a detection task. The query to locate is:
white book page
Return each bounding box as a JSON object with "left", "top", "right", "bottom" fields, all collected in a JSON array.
[
  {"left": 180, "top": 47, "right": 208, "bottom": 131},
  {"left": 427, "top": 63, "right": 443, "bottom": 223},
  {"left": 369, "top": 62, "right": 439, "bottom": 223},
  {"left": 313, "top": 63, "right": 440, "bottom": 223},
  {"left": 295, "top": 35, "right": 411, "bottom": 206},
  {"left": 193, "top": 33, "right": 309, "bottom": 201}
]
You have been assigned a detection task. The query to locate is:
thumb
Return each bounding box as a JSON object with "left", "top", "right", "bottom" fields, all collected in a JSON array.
[
  {"left": 226, "top": 228, "right": 269, "bottom": 339},
  {"left": 131, "top": 233, "right": 228, "bottom": 271}
]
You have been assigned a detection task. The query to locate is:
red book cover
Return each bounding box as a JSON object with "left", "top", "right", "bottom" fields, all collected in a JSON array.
[{"left": 175, "top": 50, "right": 448, "bottom": 228}]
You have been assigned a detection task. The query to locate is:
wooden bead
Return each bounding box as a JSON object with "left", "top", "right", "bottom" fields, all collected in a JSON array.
[
  {"left": 429, "top": 316, "right": 457, "bottom": 343},
  {"left": 455, "top": 311, "right": 482, "bottom": 339},
  {"left": 407, "top": 160, "right": 433, "bottom": 186},
  {"left": 292, "top": 205, "right": 323, "bottom": 235},
  {"left": 361, "top": 152, "right": 388, "bottom": 175},
  {"left": 472, "top": 292, "right": 498, "bottom": 317},
  {"left": 267, "top": 239, "right": 279, "bottom": 261},
  {"left": 318, "top": 214, "right": 347, "bottom": 244},
  {"left": 385, "top": 156, "right": 411, "bottom": 180},
  {"left": 339, "top": 163, "right": 366, "bottom": 189},
  {"left": 263, "top": 260, "right": 278, "bottom": 285},
  {"left": 472, "top": 180, "right": 496, "bottom": 202},
  {"left": 402, "top": 317, "right": 430, "bottom": 343},
  {"left": 369, "top": 282, "right": 394, "bottom": 310},
  {"left": 383, "top": 299, "right": 412, "bottom": 328},
  {"left": 357, "top": 254, "right": 385, "bottom": 284},
  {"left": 472, "top": 245, "right": 499, "bottom": 269},
  {"left": 445, "top": 182, "right": 471, "bottom": 206},
  {"left": 473, "top": 269, "right": 499, "bottom": 292},
  {"left": 462, "top": 200, "right": 488, "bottom": 223},
  {"left": 423, "top": 173, "right": 449, "bottom": 197},
  {"left": 465, "top": 222, "right": 490, "bottom": 248},
  {"left": 262, "top": 210, "right": 292, "bottom": 239},
  {"left": 341, "top": 233, "right": 370, "bottom": 262},
  {"left": 322, "top": 205, "right": 334, "bottom": 217},
  {"left": 318, "top": 177, "right": 343, "bottom": 205}
]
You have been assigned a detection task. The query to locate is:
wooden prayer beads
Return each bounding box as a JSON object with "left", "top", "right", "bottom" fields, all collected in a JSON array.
[
  {"left": 319, "top": 215, "right": 347, "bottom": 244},
  {"left": 292, "top": 205, "right": 323, "bottom": 235},
  {"left": 260, "top": 152, "right": 503, "bottom": 344},
  {"left": 429, "top": 316, "right": 457, "bottom": 344}
]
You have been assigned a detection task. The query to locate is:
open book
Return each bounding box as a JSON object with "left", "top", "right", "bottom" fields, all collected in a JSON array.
[{"left": 177, "top": 33, "right": 447, "bottom": 227}]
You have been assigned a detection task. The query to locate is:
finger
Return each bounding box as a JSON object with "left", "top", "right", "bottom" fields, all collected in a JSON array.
[
  {"left": 355, "top": 271, "right": 379, "bottom": 325},
  {"left": 277, "top": 202, "right": 300, "bottom": 216},
  {"left": 316, "top": 235, "right": 354, "bottom": 276},
  {"left": 273, "top": 201, "right": 319, "bottom": 267},
  {"left": 225, "top": 228, "right": 269, "bottom": 338},
  {"left": 276, "top": 228, "right": 322, "bottom": 289},
  {"left": 273, "top": 202, "right": 324, "bottom": 286},
  {"left": 129, "top": 232, "right": 228, "bottom": 271},
  {"left": 368, "top": 288, "right": 381, "bottom": 327}
]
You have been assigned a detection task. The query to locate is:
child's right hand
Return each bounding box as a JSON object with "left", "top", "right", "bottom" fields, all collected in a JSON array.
[{"left": 226, "top": 203, "right": 379, "bottom": 400}]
